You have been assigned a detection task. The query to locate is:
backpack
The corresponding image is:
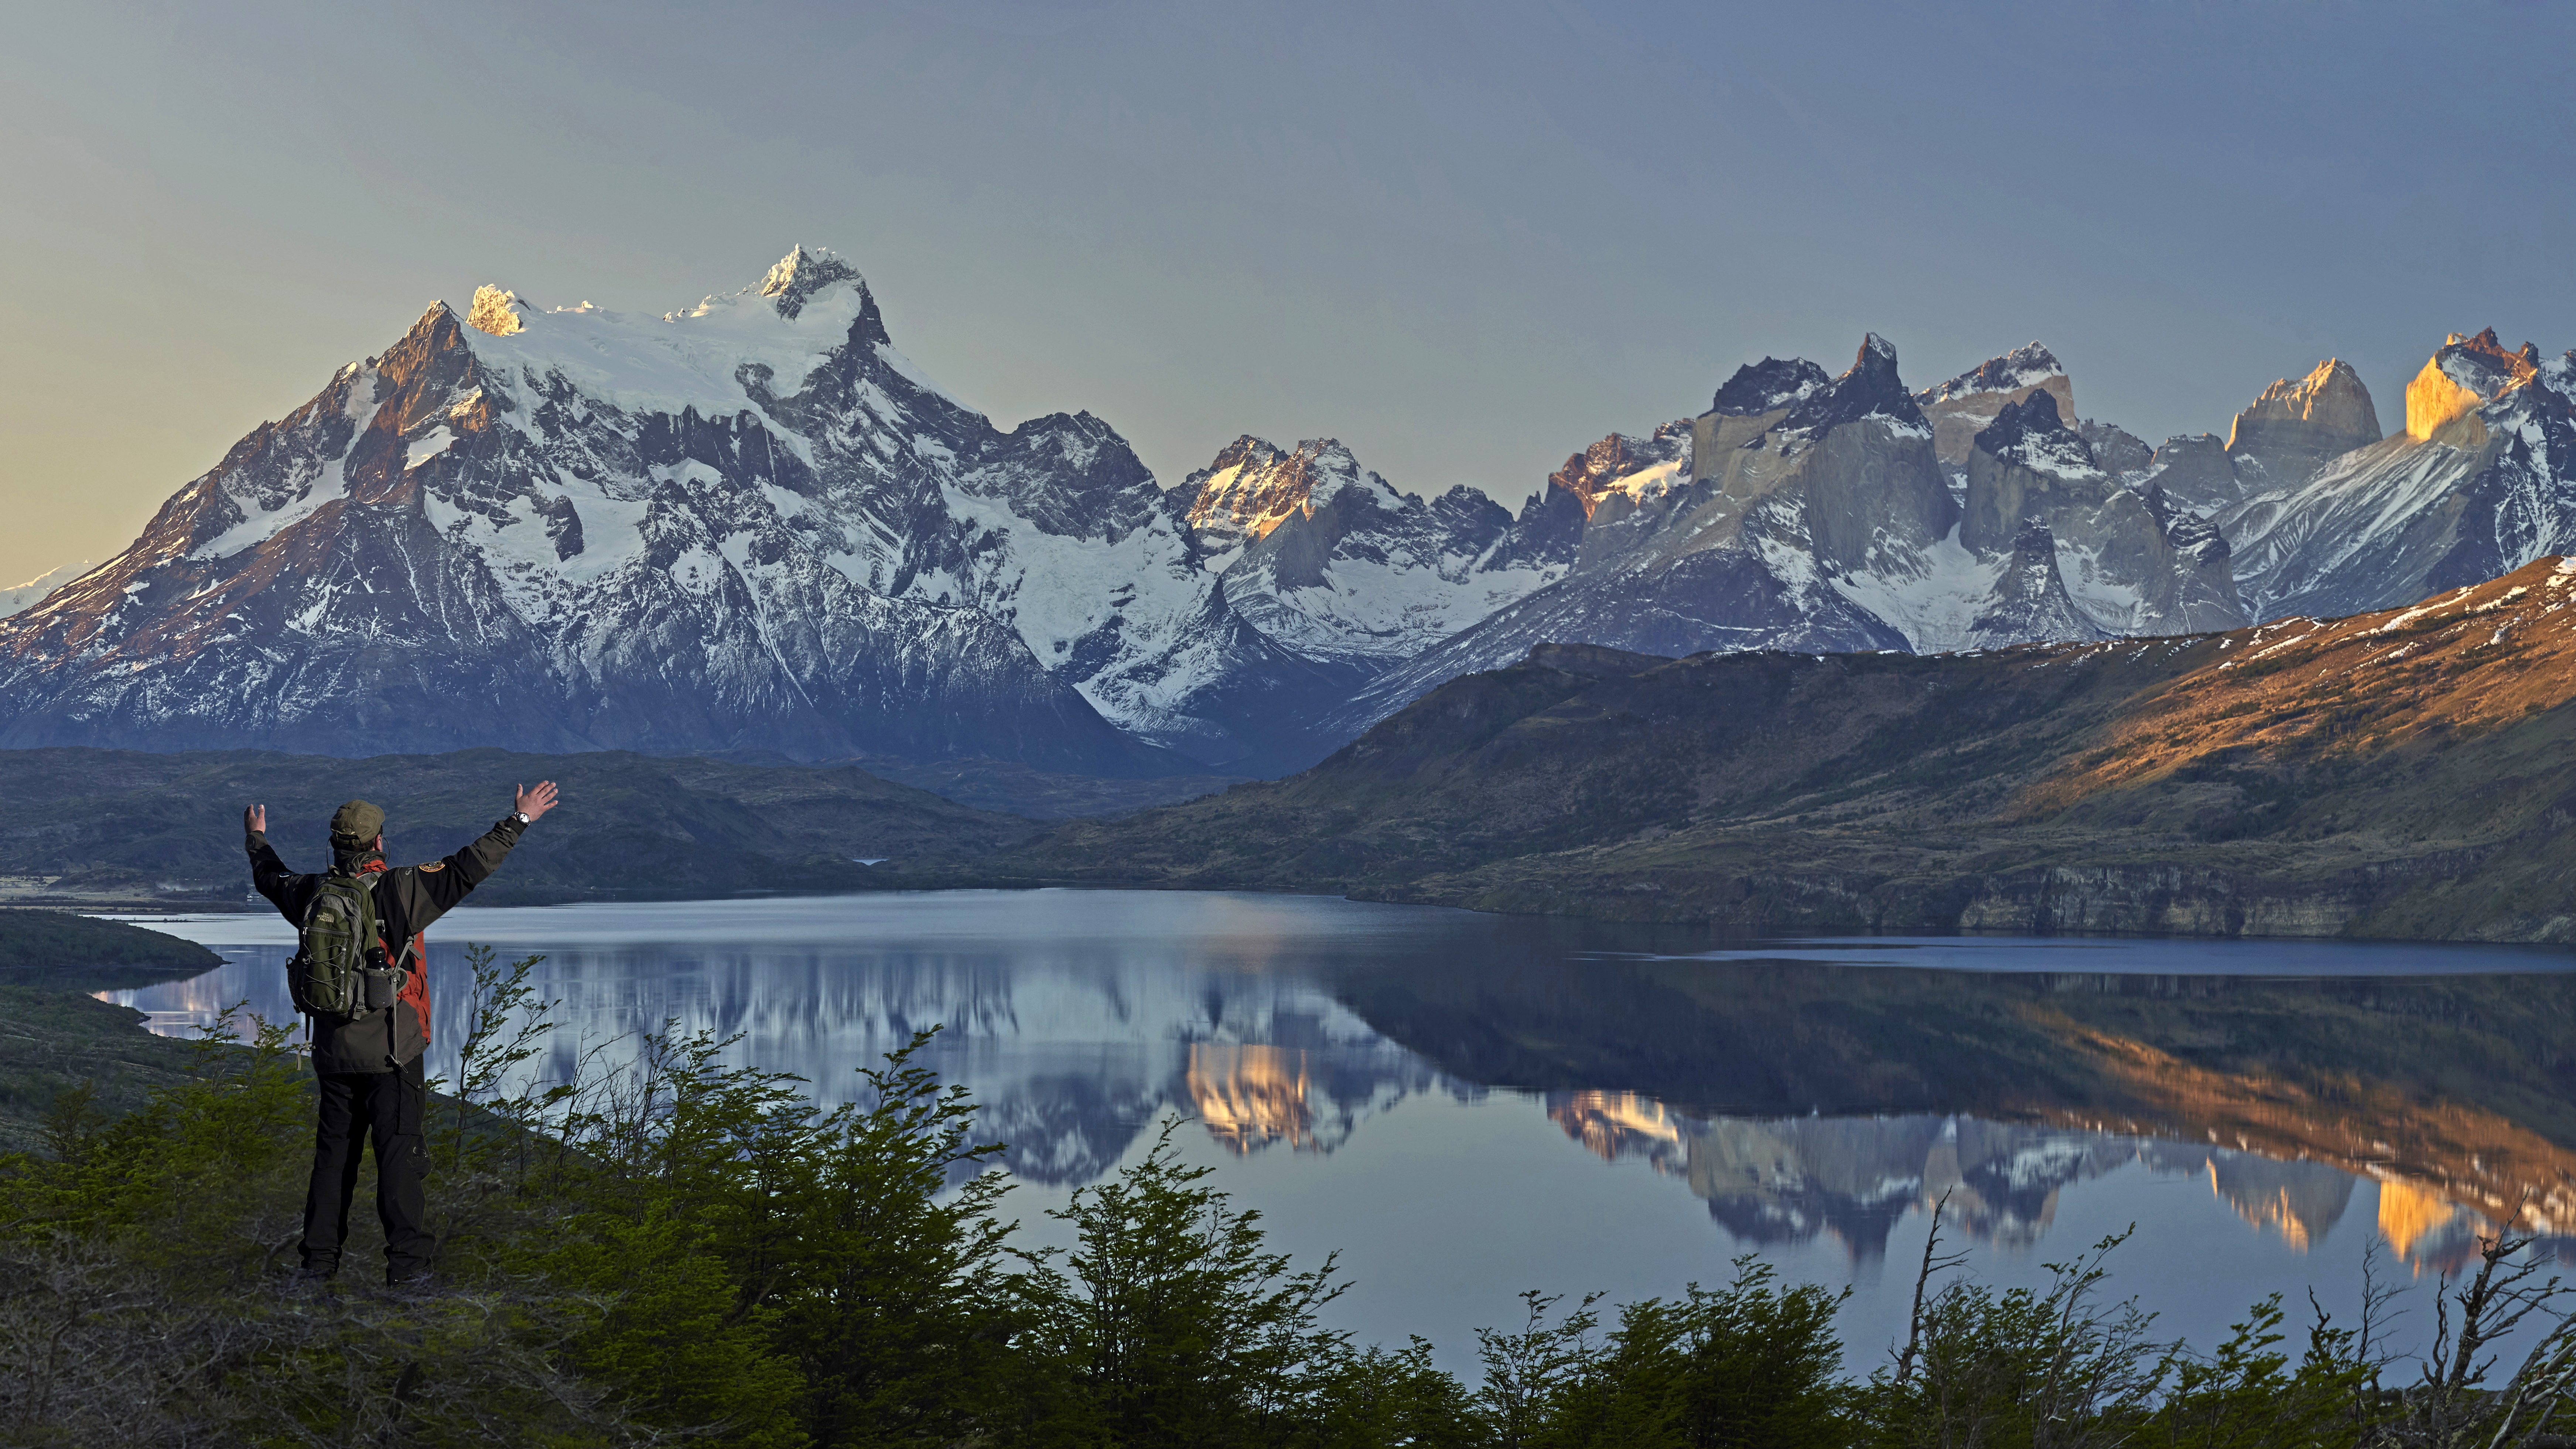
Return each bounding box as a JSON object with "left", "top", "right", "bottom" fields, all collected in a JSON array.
[{"left": 289, "top": 868, "right": 387, "bottom": 1019}]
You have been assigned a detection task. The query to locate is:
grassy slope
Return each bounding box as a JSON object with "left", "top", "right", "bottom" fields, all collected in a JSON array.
[
  {"left": 0, "top": 746, "right": 1042, "bottom": 907},
  {"left": 970, "top": 561, "right": 2576, "bottom": 941},
  {"left": 0, "top": 985, "right": 202, "bottom": 1155}
]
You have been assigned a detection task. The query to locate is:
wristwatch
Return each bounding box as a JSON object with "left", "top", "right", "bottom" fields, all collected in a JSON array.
[{"left": 512, "top": 811, "right": 531, "bottom": 824}]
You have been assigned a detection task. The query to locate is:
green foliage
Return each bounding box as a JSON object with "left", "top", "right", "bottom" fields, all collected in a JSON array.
[
  {"left": 1869, "top": 1229, "right": 2165, "bottom": 1449},
  {"left": 1003, "top": 1118, "right": 1356, "bottom": 1446},
  {"left": 1463, "top": 1265, "right": 1851, "bottom": 1449},
  {"left": 547, "top": 1016, "right": 1018, "bottom": 1447},
  {"left": 2138, "top": 1294, "right": 2380, "bottom": 1449},
  {"left": 10, "top": 958, "right": 2576, "bottom": 1447},
  {"left": 1473, "top": 1290, "right": 1605, "bottom": 1448},
  {"left": 537, "top": 1207, "right": 807, "bottom": 1449},
  {"left": 0, "top": 1003, "right": 312, "bottom": 1283}
]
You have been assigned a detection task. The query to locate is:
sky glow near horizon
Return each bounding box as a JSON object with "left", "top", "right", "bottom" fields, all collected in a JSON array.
[{"left": 1, "top": 0, "right": 2571, "bottom": 587}]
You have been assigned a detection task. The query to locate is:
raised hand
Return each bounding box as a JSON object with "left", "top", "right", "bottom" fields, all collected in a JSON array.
[
  {"left": 243, "top": 804, "right": 267, "bottom": 834},
  {"left": 513, "top": 780, "right": 559, "bottom": 823}
]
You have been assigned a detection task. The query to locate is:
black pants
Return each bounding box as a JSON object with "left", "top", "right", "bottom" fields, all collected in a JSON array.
[{"left": 301, "top": 1057, "right": 433, "bottom": 1281}]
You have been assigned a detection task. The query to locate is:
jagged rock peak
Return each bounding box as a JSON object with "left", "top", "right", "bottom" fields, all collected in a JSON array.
[
  {"left": 466, "top": 285, "right": 529, "bottom": 336},
  {"left": 1196, "top": 434, "right": 1289, "bottom": 476},
  {"left": 1180, "top": 435, "right": 1386, "bottom": 550},
  {"left": 1709, "top": 357, "right": 1831, "bottom": 417},
  {"left": 2437, "top": 327, "right": 2541, "bottom": 392},
  {"left": 2252, "top": 358, "right": 2372, "bottom": 412},
  {"left": 758, "top": 244, "right": 866, "bottom": 321},
  {"left": 1779, "top": 334, "right": 1926, "bottom": 435},
  {"left": 1548, "top": 420, "right": 1693, "bottom": 516},
  {"left": 2404, "top": 329, "right": 2543, "bottom": 444},
  {"left": 2230, "top": 359, "right": 2379, "bottom": 445},
  {"left": 1973, "top": 389, "right": 2098, "bottom": 477},
  {"left": 2224, "top": 358, "right": 2381, "bottom": 484},
  {"left": 1915, "top": 341, "right": 2063, "bottom": 405}
]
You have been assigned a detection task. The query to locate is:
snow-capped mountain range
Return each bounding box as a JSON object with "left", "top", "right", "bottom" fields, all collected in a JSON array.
[
  {"left": 7, "top": 245, "right": 2572, "bottom": 782},
  {"left": 0, "top": 249, "right": 1551, "bottom": 771},
  {"left": 1329, "top": 335, "right": 2244, "bottom": 734}
]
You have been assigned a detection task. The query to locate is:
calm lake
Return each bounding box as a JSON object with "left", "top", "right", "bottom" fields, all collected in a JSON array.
[{"left": 117, "top": 889, "right": 2576, "bottom": 1376}]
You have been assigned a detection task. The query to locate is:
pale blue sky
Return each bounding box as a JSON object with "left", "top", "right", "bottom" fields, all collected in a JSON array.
[{"left": 4, "top": 0, "right": 2569, "bottom": 585}]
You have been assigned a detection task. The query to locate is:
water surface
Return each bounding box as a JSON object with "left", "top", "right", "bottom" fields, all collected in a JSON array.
[{"left": 118, "top": 891, "right": 2576, "bottom": 1375}]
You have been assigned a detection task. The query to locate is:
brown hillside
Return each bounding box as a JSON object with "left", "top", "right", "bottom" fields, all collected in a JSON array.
[{"left": 966, "top": 558, "right": 2576, "bottom": 941}]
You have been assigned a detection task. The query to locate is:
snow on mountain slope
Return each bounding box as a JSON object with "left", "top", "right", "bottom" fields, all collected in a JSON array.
[
  {"left": 2224, "top": 329, "right": 2576, "bottom": 621},
  {"left": 0, "top": 248, "right": 1360, "bottom": 768},
  {"left": 1327, "top": 338, "right": 2245, "bottom": 737},
  {"left": 0, "top": 561, "right": 90, "bottom": 619},
  {"left": 1327, "top": 337, "right": 1940, "bottom": 734},
  {"left": 1175, "top": 437, "right": 1563, "bottom": 666}
]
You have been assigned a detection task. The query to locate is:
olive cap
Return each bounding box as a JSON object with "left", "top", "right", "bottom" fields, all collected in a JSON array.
[{"left": 328, "top": 799, "right": 385, "bottom": 846}]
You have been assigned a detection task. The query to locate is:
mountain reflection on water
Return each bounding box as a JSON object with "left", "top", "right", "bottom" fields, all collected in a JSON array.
[{"left": 110, "top": 892, "right": 2576, "bottom": 1355}]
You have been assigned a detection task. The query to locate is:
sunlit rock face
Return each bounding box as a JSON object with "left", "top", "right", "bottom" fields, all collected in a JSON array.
[
  {"left": 2224, "top": 358, "right": 2383, "bottom": 492},
  {"left": 2404, "top": 327, "right": 2541, "bottom": 447},
  {"left": 2223, "top": 330, "right": 2576, "bottom": 620},
  {"left": 2119, "top": 362, "right": 2381, "bottom": 524}
]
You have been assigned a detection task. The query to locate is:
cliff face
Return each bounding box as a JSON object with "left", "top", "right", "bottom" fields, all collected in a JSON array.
[
  {"left": 2224, "top": 358, "right": 2383, "bottom": 491},
  {"left": 983, "top": 556, "right": 2576, "bottom": 943},
  {"left": 1320, "top": 337, "right": 1937, "bottom": 737},
  {"left": 1961, "top": 392, "right": 2247, "bottom": 638}
]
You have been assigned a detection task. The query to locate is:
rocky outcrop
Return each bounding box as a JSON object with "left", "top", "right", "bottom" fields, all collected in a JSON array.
[
  {"left": 2129, "top": 363, "right": 2380, "bottom": 541},
  {"left": 2077, "top": 420, "right": 2156, "bottom": 482},
  {"left": 1329, "top": 336, "right": 2254, "bottom": 732},
  {"left": 1325, "top": 336, "right": 1944, "bottom": 734},
  {"left": 1965, "top": 521, "right": 2104, "bottom": 649},
  {"left": 2404, "top": 327, "right": 2541, "bottom": 448},
  {"left": 2224, "top": 358, "right": 2382, "bottom": 490}
]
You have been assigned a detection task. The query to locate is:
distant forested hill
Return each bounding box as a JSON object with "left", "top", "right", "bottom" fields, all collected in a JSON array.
[{"left": 0, "top": 747, "right": 1038, "bottom": 908}]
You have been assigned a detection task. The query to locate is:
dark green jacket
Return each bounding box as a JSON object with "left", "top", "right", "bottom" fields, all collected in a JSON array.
[{"left": 247, "top": 816, "right": 526, "bottom": 1072}]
